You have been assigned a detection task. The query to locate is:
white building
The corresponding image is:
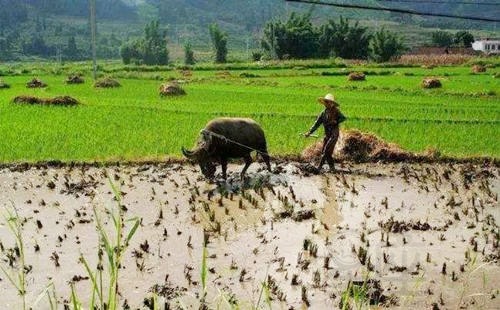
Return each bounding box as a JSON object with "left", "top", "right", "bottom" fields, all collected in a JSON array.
[{"left": 472, "top": 39, "right": 500, "bottom": 54}]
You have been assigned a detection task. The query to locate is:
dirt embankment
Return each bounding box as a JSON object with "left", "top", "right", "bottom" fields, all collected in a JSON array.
[
  {"left": 302, "top": 129, "right": 497, "bottom": 165},
  {"left": 0, "top": 162, "right": 498, "bottom": 309}
]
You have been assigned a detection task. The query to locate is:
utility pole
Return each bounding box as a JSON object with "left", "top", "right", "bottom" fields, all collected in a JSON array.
[
  {"left": 246, "top": 37, "right": 250, "bottom": 60},
  {"left": 90, "top": 0, "right": 97, "bottom": 81}
]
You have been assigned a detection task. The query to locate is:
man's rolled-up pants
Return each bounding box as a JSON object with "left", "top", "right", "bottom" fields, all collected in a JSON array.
[{"left": 319, "top": 127, "right": 339, "bottom": 168}]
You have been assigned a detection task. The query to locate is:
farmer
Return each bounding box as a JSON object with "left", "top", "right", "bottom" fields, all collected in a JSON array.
[{"left": 304, "top": 93, "right": 346, "bottom": 172}]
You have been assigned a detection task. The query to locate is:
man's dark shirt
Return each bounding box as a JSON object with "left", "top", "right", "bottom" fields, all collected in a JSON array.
[{"left": 309, "top": 108, "right": 346, "bottom": 136}]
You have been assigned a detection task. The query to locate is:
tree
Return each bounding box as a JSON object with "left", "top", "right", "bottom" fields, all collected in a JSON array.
[
  {"left": 209, "top": 23, "right": 228, "bottom": 63},
  {"left": 431, "top": 31, "right": 454, "bottom": 47},
  {"left": 318, "top": 17, "right": 371, "bottom": 59},
  {"left": 141, "top": 20, "right": 168, "bottom": 65},
  {"left": 119, "top": 20, "right": 168, "bottom": 65},
  {"left": 22, "top": 35, "right": 54, "bottom": 57},
  {"left": 184, "top": 42, "right": 195, "bottom": 65},
  {"left": 64, "top": 36, "right": 79, "bottom": 60},
  {"left": 370, "top": 28, "right": 405, "bottom": 62},
  {"left": 261, "top": 12, "right": 319, "bottom": 59},
  {"left": 454, "top": 31, "right": 474, "bottom": 48},
  {"left": 120, "top": 42, "right": 139, "bottom": 65}
]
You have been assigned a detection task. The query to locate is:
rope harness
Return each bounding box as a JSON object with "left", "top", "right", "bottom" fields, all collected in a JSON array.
[{"left": 201, "top": 129, "right": 271, "bottom": 157}]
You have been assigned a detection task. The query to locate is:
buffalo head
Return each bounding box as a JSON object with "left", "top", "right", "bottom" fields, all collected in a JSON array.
[{"left": 182, "top": 133, "right": 216, "bottom": 179}]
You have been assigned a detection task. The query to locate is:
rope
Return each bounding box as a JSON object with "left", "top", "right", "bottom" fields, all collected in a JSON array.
[{"left": 201, "top": 129, "right": 272, "bottom": 157}]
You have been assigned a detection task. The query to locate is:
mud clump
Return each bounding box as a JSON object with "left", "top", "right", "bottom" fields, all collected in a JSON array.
[
  {"left": 26, "top": 78, "right": 47, "bottom": 88},
  {"left": 65, "top": 75, "right": 85, "bottom": 84},
  {"left": 159, "top": 82, "right": 186, "bottom": 96},
  {"left": 302, "top": 130, "right": 413, "bottom": 163},
  {"left": 421, "top": 78, "right": 441, "bottom": 89},
  {"left": 471, "top": 65, "right": 486, "bottom": 73},
  {"left": 0, "top": 79, "right": 10, "bottom": 89},
  {"left": 12, "top": 95, "right": 80, "bottom": 106},
  {"left": 348, "top": 72, "right": 366, "bottom": 81},
  {"left": 95, "top": 77, "right": 121, "bottom": 88},
  {"left": 379, "top": 218, "right": 433, "bottom": 233}
]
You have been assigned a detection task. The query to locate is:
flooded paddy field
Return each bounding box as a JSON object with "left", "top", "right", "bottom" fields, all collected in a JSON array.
[{"left": 0, "top": 162, "right": 498, "bottom": 309}]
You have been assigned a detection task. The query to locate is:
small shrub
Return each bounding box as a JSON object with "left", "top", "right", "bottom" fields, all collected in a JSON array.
[{"left": 252, "top": 51, "right": 263, "bottom": 61}]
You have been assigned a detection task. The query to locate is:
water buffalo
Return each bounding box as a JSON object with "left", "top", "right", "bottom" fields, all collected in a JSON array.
[{"left": 182, "top": 117, "right": 272, "bottom": 179}]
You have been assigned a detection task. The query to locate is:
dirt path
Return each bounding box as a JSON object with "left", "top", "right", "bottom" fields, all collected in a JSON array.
[{"left": 0, "top": 162, "right": 498, "bottom": 309}]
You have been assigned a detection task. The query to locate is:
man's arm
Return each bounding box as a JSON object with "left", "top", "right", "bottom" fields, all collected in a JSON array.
[
  {"left": 307, "top": 111, "right": 324, "bottom": 135},
  {"left": 338, "top": 112, "right": 346, "bottom": 124}
]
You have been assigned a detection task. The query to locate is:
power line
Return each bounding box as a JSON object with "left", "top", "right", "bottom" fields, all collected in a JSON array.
[
  {"left": 90, "top": 0, "right": 97, "bottom": 81},
  {"left": 377, "top": 0, "right": 500, "bottom": 6},
  {"left": 285, "top": 0, "right": 500, "bottom": 22}
]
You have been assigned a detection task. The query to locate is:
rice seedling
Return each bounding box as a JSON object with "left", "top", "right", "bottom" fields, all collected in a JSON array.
[
  {"left": 0, "top": 206, "right": 27, "bottom": 310},
  {"left": 71, "top": 179, "right": 140, "bottom": 310},
  {"left": 200, "top": 243, "right": 208, "bottom": 307}
]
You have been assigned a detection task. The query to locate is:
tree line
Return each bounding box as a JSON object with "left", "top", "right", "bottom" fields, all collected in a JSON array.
[{"left": 121, "top": 13, "right": 409, "bottom": 65}]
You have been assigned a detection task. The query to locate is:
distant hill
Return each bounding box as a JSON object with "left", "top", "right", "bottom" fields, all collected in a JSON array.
[{"left": 0, "top": 0, "right": 498, "bottom": 61}]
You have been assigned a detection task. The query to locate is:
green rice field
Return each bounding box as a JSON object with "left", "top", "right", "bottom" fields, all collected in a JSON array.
[{"left": 0, "top": 61, "right": 499, "bottom": 162}]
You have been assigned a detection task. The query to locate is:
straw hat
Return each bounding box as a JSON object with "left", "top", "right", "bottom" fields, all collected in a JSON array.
[{"left": 317, "top": 93, "right": 338, "bottom": 106}]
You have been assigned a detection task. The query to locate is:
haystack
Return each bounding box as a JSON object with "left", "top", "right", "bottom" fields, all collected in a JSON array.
[
  {"left": 12, "top": 95, "right": 79, "bottom": 106},
  {"left": 215, "top": 71, "right": 231, "bottom": 77},
  {"left": 66, "top": 75, "right": 85, "bottom": 84},
  {"left": 302, "top": 130, "right": 413, "bottom": 163},
  {"left": 348, "top": 72, "right": 366, "bottom": 81},
  {"left": 159, "top": 82, "right": 186, "bottom": 96},
  {"left": 180, "top": 70, "right": 192, "bottom": 77},
  {"left": 421, "top": 78, "right": 441, "bottom": 89},
  {"left": 26, "top": 78, "right": 47, "bottom": 88},
  {"left": 471, "top": 65, "right": 486, "bottom": 73},
  {"left": 0, "top": 79, "right": 10, "bottom": 89},
  {"left": 95, "top": 77, "right": 121, "bottom": 88}
]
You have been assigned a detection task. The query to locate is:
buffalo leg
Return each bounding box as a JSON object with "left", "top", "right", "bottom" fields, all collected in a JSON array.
[
  {"left": 241, "top": 154, "right": 253, "bottom": 179},
  {"left": 262, "top": 152, "right": 272, "bottom": 171},
  {"left": 220, "top": 158, "right": 228, "bottom": 179}
]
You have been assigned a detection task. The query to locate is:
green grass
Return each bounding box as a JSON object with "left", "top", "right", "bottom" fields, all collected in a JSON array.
[{"left": 0, "top": 62, "right": 498, "bottom": 162}]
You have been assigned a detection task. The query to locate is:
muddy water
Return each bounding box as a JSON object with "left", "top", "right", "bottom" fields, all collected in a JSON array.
[{"left": 0, "top": 162, "right": 498, "bottom": 309}]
